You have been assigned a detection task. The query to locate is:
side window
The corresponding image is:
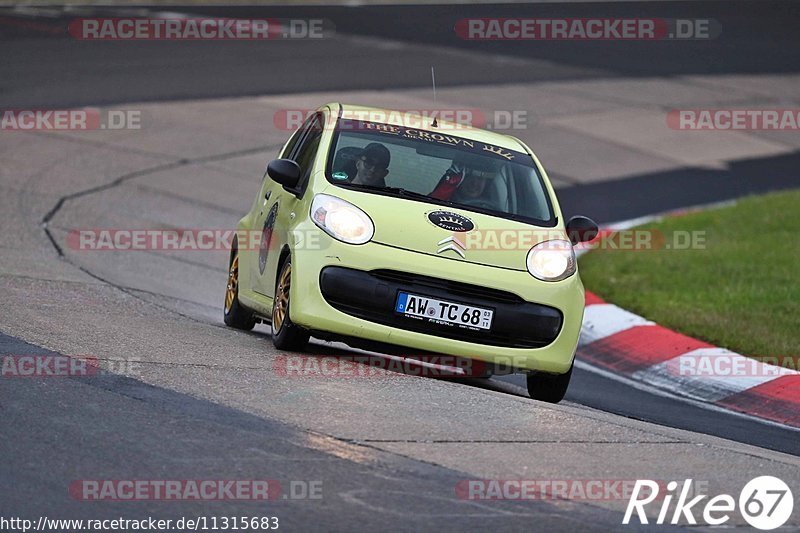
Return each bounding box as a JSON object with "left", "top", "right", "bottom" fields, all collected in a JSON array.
[
  {"left": 260, "top": 114, "right": 313, "bottom": 193},
  {"left": 290, "top": 113, "right": 323, "bottom": 195},
  {"left": 279, "top": 114, "right": 315, "bottom": 159}
]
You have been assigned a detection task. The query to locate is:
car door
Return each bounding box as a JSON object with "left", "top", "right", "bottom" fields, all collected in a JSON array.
[
  {"left": 246, "top": 116, "right": 310, "bottom": 294},
  {"left": 253, "top": 112, "right": 324, "bottom": 299}
]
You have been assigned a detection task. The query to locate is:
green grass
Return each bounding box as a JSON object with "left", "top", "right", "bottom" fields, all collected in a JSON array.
[{"left": 578, "top": 189, "right": 800, "bottom": 359}]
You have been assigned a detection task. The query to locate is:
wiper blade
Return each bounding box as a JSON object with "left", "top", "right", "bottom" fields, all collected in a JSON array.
[
  {"left": 382, "top": 187, "right": 432, "bottom": 201},
  {"left": 341, "top": 183, "right": 432, "bottom": 201}
]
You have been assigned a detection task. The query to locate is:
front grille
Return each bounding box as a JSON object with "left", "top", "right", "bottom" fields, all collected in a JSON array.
[{"left": 370, "top": 269, "right": 524, "bottom": 304}]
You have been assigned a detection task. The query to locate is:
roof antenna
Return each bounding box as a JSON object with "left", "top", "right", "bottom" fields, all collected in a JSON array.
[{"left": 430, "top": 66, "right": 438, "bottom": 128}]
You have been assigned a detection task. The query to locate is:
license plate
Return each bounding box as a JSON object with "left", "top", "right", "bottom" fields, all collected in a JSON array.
[{"left": 395, "top": 292, "right": 493, "bottom": 330}]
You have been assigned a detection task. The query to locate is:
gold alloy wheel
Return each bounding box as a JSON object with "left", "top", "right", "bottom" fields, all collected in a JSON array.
[
  {"left": 224, "top": 255, "right": 239, "bottom": 314},
  {"left": 273, "top": 263, "right": 291, "bottom": 333}
]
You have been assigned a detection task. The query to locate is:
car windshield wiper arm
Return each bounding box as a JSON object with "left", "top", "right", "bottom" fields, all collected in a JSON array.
[
  {"left": 382, "top": 187, "right": 433, "bottom": 201},
  {"left": 340, "top": 183, "right": 432, "bottom": 201}
]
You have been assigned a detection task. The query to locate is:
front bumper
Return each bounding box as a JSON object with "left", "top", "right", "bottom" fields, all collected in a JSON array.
[
  {"left": 289, "top": 227, "right": 584, "bottom": 374},
  {"left": 319, "top": 267, "right": 562, "bottom": 349}
]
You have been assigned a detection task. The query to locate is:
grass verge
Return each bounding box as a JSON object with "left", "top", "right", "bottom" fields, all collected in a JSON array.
[{"left": 578, "top": 189, "right": 800, "bottom": 359}]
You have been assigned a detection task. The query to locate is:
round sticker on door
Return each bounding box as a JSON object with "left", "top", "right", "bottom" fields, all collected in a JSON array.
[{"left": 258, "top": 203, "right": 279, "bottom": 275}]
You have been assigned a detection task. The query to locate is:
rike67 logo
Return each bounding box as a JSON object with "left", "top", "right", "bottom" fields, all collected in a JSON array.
[{"left": 624, "top": 476, "right": 793, "bottom": 529}]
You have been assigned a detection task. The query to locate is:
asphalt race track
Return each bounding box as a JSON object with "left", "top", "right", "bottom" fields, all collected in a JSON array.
[{"left": 2, "top": 2, "right": 800, "bottom": 530}]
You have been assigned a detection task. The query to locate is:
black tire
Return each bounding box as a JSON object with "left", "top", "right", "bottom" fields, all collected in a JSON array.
[
  {"left": 223, "top": 248, "right": 256, "bottom": 330},
  {"left": 271, "top": 256, "right": 309, "bottom": 350},
  {"left": 526, "top": 364, "right": 573, "bottom": 403}
]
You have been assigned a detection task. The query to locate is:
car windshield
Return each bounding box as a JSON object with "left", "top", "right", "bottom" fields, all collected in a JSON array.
[{"left": 326, "top": 119, "right": 556, "bottom": 226}]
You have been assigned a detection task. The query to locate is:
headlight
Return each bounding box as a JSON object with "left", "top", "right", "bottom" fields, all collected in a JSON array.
[
  {"left": 311, "top": 194, "right": 374, "bottom": 245},
  {"left": 526, "top": 239, "right": 576, "bottom": 281}
]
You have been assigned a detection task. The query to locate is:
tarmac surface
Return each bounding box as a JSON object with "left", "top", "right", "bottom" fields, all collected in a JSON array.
[{"left": 1, "top": 2, "right": 800, "bottom": 529}]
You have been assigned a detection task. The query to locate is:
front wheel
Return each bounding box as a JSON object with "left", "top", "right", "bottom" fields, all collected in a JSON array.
[
  {"left": 271, "top": 257, "right": 309, "bottom": 350},
  {"left": 526, "top": 364, "right": 572, "bottom": 403}
]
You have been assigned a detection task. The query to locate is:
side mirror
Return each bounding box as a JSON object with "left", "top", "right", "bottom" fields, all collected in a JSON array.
[
  {"left": 566, "top": 216, "right": 599, "bottom": 245},
  {"left": 267, "top": 159, "right": 301, "bottom": 189}
]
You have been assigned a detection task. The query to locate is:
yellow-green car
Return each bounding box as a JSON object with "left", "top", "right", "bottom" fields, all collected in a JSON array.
[{"left": 224, "top": 103, "right": 597, "bottom": 402}]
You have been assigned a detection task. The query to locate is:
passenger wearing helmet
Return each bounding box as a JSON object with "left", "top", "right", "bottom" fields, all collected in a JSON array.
[
  {"left": 429, "top": 158, "right": 499, "bottom": 211},
  {"left": 450, "top": 167, "right": 495, "bottom": 208}
]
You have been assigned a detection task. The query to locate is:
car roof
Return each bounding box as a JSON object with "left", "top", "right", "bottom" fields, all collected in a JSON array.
[{"left": 322, "top": 103, "right": 529, "bottom": 154}]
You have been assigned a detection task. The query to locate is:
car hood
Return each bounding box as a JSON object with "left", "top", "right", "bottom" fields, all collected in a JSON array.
[{"left": 326, "top": 187, "right": 566, "bottom": 272}]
